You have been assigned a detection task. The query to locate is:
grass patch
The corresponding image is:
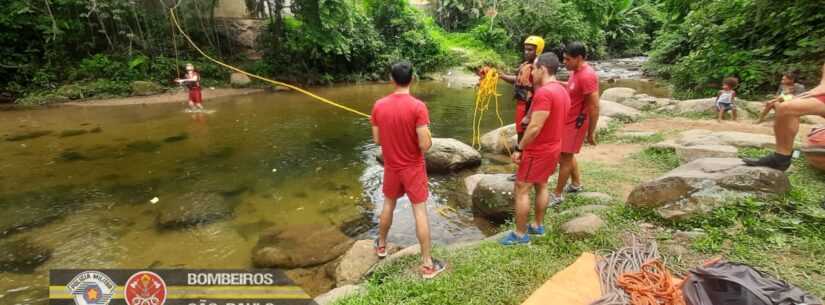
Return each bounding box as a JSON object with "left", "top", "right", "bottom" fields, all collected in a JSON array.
[
  {"left": 425, "top": 18, "right": 516, "bottom": 72},
  {"left": 632, "top": 147, "right": 680, "bottom": 172}
]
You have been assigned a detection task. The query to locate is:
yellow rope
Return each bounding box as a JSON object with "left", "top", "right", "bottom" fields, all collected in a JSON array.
[
  {"left": 168, "top": 9, "right": 370, "bottom": 118},
  {"left": 472, "top": 68, "right": 507, "bottom": 152}
]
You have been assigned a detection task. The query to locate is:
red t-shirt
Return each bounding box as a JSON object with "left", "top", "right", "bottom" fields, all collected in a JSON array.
[
  {"left": 524, "top": 82, "right": 570, "bottom": 155},
  {"left": 566, "top": 63, "right": 599, "bottom": 125},
  {"left": 370, "top": 93, "right": 431, "bottom": 169}
]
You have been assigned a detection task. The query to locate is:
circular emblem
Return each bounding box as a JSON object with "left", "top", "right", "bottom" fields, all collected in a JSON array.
[
  {"left": 125, "top": 271, "right": 167, "bottom": 305},
  {"left": 66, "top": 271, "right": 116, "bottom": 305}
]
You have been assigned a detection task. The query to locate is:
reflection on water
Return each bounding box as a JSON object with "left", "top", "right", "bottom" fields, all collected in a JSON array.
[{"left": 0, "top": 77, "right": 668, "bottom": 303}]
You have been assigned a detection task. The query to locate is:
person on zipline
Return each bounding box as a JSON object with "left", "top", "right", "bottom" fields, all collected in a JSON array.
[
  {"left": 744, "top": 62, "right": 825, "bottom": 171},
  {"left": 371, "top": 61, "right": 447, "bottom": 279},
  {"left": 553, "top": 42, "right": 600, "bottom": 204},
  {"left": 500, "top": 53, "right": 570, "bottom": 245},
  {"left": 498, "top": 36, "right": 545, "bottom": 144},
  {"left": 175, "top": 63, "right": 204, "bottom": 111}
]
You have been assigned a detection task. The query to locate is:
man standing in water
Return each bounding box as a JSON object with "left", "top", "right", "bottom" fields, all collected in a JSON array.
[
  {"left": 553, "top": 42, "right": 600, "bottom": 205},
  {"left": 371, "top": 61, "right": 447, "bottom": 279},
  {"left": 500, "top": 53, "right": 570, "bottom": 245},
  {"left": 499, "top": 36, "right": 545, "bottom": 144},
  {"left": 175, "top": 63, "right": 204, "bottom": 111}
]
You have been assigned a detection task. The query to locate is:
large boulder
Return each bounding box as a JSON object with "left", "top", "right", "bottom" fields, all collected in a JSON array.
[
  {"left": 130, "top": 81, "right": 164, "bottom": 96},
  {"left": 0, "top": 238, "right": 52, "bottom": 273},
  {"left": 596, "top": 116, "right": 614, "bottom": 133},
  {"left": 672, "top": 98, "right": 717, "bottom": 114},
  {"left": 230, "top": 72, "right": 252, "bottom": 86},
  {"left": 252, "top": 226, "right": 353, "bottom": 269},
  {"left": 675, "top": 130, "right": 775, "bottom": 149},
  {"left": 335, "top": 240, "right": 400, "bottom": 286},
  {"left": 621, "top": 94, "right": 659, "bottom": 110},
  {"left": 675, "top": 145, "right": 738, "bottom": 163},
  {"left": 425, "top": 138, "right": 482, "bottom": 173},
  {"left": 155, "top": 192, "right": 233, "bottom": 229},
  {"left": 464, "top": 174, "right": 485, "bottom": 195},
  {"left": 627, "top": 158, "right": 790, "bottom": 220},
  {"left": 480, "top": 124, "right": 517, "bottom": 154},
  {"left": 375, "top": 138, "right": 481, "bottom": 173},
  {"left": 602, "top": 87, "right": 637, "bottom": 103},
  {"left": 561, "top": 213, "right": 605, "bottom": 237},
  {"left": 56, "top": 84, "right": 85, "bottom": 100},
  {"left": 600, "top": 100, "right": 642, "bottom": 122},
  {"left": 471, "top": 174, "right": 515, "bottom": 221}
]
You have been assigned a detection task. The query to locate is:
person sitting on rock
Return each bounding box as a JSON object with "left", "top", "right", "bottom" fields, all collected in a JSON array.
[
  {"left": 175, "top": 63, "right": 204, "bottom": 111},
  {"left": 744, "top": 62, "right": 825, "bottom": 171},
  {"left": 715, "top": 77, "right": 739, "bottom": 122},
  {"left": 500, "top": 53, "right": 570, "bottom": 245},
  {"left": 370, "top": 61, "right": 446, "bottom": 279},
  {"left": 757, "top": 70, "right": 806, "bottom": 123}
]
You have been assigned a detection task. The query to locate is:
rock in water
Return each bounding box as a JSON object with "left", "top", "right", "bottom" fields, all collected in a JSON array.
[
  {"left": 471, "top": 174, "right": 515, "bottom": 221},
  {"left": 464, "top": 174, "right": 485, "bottom": 195},
  {"left": 561, "top": 213, "right": 605, "bottom": 237},
  {"left": 601, "top": 87, "right": 637, "bottom": 103},
  {"left": 627, "top": 158, "right": 790, "bottom": 219},
  {"left": 335, "top": 240, "right": 400, "bottom": 286},
  {"left": 676, "top": 145, "right": 739, "bottom": 163},
  {"left": 480, "top": 124, "right": 517, "bottom": 155},
  {"left": 130, "top": 81, "right": 164, "bottom": 96},
  {"left": 252, "top": 226, "right": 353, "bottom": 269},
  {"left": 599, "top": 100, "right": 642, "bottom": 122},
  {"left": 155, "top": 192, "right": 232, "bottom": 229},
  {"left": 230, "top": 72, "right": 252, "bottom": 86},
  {"left": 425, "top": 138, "right": 482, "bottom": 174},
  {"left": 375, "top": 138, "right": 481, "bottom": 174},
  {"left": 0, "top": 238, "right": 52, "bottom": 273}
]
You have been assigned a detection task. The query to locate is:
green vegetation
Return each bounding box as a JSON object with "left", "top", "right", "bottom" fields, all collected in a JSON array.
[
  {"left": 334, "top": 147, "right": 825, "bottom": 304},
  {"left": 648, "top": 0, "right": 825, "bottom": 98}
]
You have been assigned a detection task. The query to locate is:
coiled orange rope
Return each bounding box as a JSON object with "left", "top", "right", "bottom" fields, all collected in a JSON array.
[{"left": 617, "top": 260, "right": 686, "bottom": 305}]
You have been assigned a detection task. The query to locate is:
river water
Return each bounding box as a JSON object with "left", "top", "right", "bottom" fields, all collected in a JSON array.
[{"left": 0, "top": 62, "right": 670, "bottom": 303}]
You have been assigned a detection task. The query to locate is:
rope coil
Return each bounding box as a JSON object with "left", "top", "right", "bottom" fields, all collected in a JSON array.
[{"left": 472, "top": 67, "right": 507, "bottom": 151}]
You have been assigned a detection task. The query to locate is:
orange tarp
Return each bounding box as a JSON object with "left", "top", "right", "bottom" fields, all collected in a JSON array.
[{"left": 521, "top": 252, "right": 603, "bottom": 305}]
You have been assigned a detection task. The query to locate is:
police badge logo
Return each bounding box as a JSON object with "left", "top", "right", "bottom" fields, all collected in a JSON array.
[
  {"left": 125, "top": 271, "right": 167, "bottom": 305},
  {"left": 66, "top": 271, "right": 116, "bottom": 305}
]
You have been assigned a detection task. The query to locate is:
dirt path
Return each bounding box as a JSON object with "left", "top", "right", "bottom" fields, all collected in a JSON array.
[{"left": 64, "top": 88, "right": 264, "bottom": 107}]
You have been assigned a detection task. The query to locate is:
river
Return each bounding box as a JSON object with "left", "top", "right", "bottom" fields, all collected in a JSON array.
[{"left": 0, "top": 60, "right": 670, "bottom": 303}]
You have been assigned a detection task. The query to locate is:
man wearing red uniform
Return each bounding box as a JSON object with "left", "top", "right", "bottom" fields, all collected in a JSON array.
[
  {"left": 175, "top": 63, "right": 204, "bottom": 111},
  {"left": 370, "top": 62, "right": 446, "bottom": 279},
  {"left": 501, "top": 53, "right": 570, "bottom": 245},
  {"left": 554, "top": 42, "right": 600, "bottom": 203}
]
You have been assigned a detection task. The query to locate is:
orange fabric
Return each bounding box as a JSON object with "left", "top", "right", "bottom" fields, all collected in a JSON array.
[
  {"left": 618, "top": 260, "right": 686, "bottom": 305},
  {"left": 521, "top": 253, "right": 602, "bottom": 305}
]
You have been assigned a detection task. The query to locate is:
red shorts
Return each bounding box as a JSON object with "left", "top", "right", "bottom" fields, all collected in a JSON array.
[
  {"left": 189, "top": 88, "right": 203, "bottom": 104},
  {"left": 516, "top": 153, "right": 560, "bottom": 184},
  {"left": 561, "top": 121, "right": 589, "bottom": 154},
  {"left": 515, "top": 101, "right": 528, "bottom": 133},
  {"left": 383, "top": 165, "right": 429, "bottom": 203}
]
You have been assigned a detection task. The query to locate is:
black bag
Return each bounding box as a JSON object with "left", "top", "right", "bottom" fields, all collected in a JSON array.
[{"left": 683, "top": 261, "right": 822, "bottom": 305}]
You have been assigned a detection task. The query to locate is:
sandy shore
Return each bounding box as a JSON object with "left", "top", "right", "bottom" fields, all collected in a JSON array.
[{"left": 63, "top": 88, "right": 265, "bottom": 107}]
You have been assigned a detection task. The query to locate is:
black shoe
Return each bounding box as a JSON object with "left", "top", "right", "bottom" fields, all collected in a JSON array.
[{"left": 742, "top": 153, "right": 792, "bottom": 171}]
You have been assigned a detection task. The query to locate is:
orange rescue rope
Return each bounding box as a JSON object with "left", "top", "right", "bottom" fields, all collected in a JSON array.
[{"left": 617, "top": 260, "right": 686, "bottom": 305}]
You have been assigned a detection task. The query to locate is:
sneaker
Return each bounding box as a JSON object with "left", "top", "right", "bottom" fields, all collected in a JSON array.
[
  {"left": 499, "top": 231, "right": 530, "bottom": 246},
  {"left": 374, "top": 239, "right": 388, "bottom": 258},
  {"left": 563, "top": 184, "right": 584, "bottom": 193},
  {"left": 507, "top": 174, "right": 516, "bottom": 181},
  {"left": 421, "top": 259, "right": 447, "bottom": 279},
  {"left": 742, "top": 153, "right": 792, "bottom": 171},
  {"left": 527, "top": 224, "right": 545, "bottom": 236},
  {"left": 549, "top": 194, "right": 564, "bottom": 207}
]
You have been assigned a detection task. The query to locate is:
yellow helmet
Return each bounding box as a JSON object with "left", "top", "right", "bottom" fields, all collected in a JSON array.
[{"left": 524, "top": 36, "right": 545, "bottom": 55}]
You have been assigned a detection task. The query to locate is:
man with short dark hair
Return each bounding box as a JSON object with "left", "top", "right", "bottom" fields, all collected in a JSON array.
[
  {"left": 745, "top": 62, "right": 825, "bottom": 171},
  {"left": 371, "top": 61, "right": 446, "bottom": 279},
  {"left": 500, "top": 53, "right": 570, "bottom": 245},
  {"left": 553, "top": 42, "right": 600, "bottom": 204}
]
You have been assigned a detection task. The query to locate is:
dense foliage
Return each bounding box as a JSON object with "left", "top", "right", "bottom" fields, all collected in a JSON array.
[{"left": 648, "top": 0, "right": 825, "bottom": 98}]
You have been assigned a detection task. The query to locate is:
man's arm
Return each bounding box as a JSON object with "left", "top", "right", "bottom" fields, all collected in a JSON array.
[
  {"left": 372, "top": 126, "right": 380, "bottom": 145},
  {"left": 585, "top": 91, "right": 600, "bottom": 145},
  {"left": 500, "top": 73, "right": 517, "bottom": 84},
  {"left": 416, "top": 126, "right": 432, "bottom": 153},
  {"left": 518, "top": 111, "right": 550, "bottom": 150}
]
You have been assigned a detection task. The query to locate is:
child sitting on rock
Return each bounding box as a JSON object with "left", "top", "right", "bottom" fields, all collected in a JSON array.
[
  {"left": 757, "top": 70, "right": 806, "bottom": 123},
  {"left": 715, "top": 77, "right": 739, "bottom": 122}
]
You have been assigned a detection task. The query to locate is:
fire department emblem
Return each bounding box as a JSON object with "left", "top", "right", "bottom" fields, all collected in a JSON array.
[{"left": 125, "top": 271, "right": 167, "bottom": 305}]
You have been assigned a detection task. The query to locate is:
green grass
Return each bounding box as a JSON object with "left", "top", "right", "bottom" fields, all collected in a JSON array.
[
  {"left": 333, "top": 142, "right": 825, "bottom": 304},
  {"left": 424, "top": 18, "right": 517, "bottom": 72}
]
